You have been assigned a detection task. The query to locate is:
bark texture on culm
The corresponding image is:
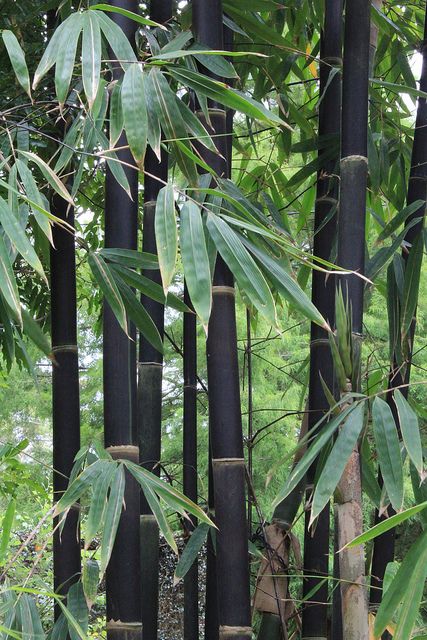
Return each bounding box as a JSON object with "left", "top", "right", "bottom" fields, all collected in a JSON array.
[
  {"left": 335, "top": 1, "right": 371, "bottom": 638},
  {"left": 301, "top": 1, "right": 342, "bottom": 637},
  {"left": 47, "top": 8, "right": 81, "bottom": 611},
  {"left": 193, "top": 2, "right": 252, "bottom": 638},
  {"left": 370, "top": 6, "right": 427, "bottom": 625},
  {"left": 104, "top": 2, "right": 141, "bottom": 638},
  {"left": 138, "top": 3, "right": 172, "bottom": 637}
]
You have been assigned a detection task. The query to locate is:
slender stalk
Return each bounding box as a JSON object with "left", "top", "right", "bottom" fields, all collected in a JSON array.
[
  {"left": 370, "top": 6, "right": 427, "bottom": 620},
  {"left": 335, "top": 1, "right": 370, "bottom": 638},
  {"left": 47, "top": 9, "right": 81, "bottom": 611},
  {"left": 104, "top": 2, "right": 141, "bottom": 638},
  {"left": 246, "top": 309, "right": 253, "bottom": 533},
  {"left": 183, "top": 284, "right": 199, "bottom": 640},
  {"left": 301, "top": 2, "right": 342, "bottom": 637},
  {"left": 193, "top": 2, "right": 252, "bottom": 638}
]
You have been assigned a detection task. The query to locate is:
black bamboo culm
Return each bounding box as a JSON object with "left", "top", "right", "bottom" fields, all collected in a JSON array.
[
  {"left": 193, "top": 2, "right": 252, "bottom": 639},
  {"left": 138, "top": 2, "right": 172, "bottom": 638},
  {"left": 301, "top": 2, "right": 342, "bottom": 638},
  {"left": 183, "top": 284, "right": 199, "bottom": 640},
  {"left": 205, "top": 442, "right": 219, "bottom": 640},
  {"left": 104, "top": 2, "right": 141, "bottom": 638},
  {"left": 370, "top": 6, "right": 427, "bottom": 623},
  {"left": 335, "top": 0, "right": 370, "bottom": 637},
  {"left": 47, "top": 9, "right": 81, "bottom": 611}
]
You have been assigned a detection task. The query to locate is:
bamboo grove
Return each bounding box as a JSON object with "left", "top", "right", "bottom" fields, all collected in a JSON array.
[{"left": 0, "top": 0, "right": 426, "bottom": 639}]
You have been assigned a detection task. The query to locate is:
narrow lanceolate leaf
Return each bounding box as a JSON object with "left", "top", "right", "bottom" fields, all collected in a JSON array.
[
  {"left": 90, "top": 4, "right": 166, "bottom": 29},
  {"left": 54, "top": 13, "right": 83, "bottom": 106},
  {"left": 0, "top": 196, "right": 45, "bottom": 281},
  {"left": 376, "top": 200, "right": 424, "bottom": 243},
  {"left": 21, "top": 309, "right": 52, "bottom": 359},
  {"left": 84, "top": 461, "right": 116, "bottom": 547},
  {"left": 88, "top": 252, "right": 128, "bottom": 334},
  {"left": 109, "top": 82, "right": 123, "bottom": 147},
  {"left": 394, "top": 389, "right": 423, "bottom": 478},
  {"left": 174, "top": 523, "right": 210, "bottom": 584},
  {"left": 19, "top": 151, "right": 74, "bottom": 205},
  {"left": 401, "top": 233, "right": 423, "bottom": 340},
  {"left": 33, "top": 17, "right": 69, "bottom": 88},
  {"left": 374, "top": 529, "right": 427, "bottom": 640},
  {"left": 15, "top": 158, "right": 52, "bottom": 244},
  {"left": 82, "top": 559, "right": 99, "bottom": 609},
  {"left": 95, "top": 11, "right": 136, "bottom": 70},
  {"left": 55, "top": 460, "right": 106, "bottom": 515},
  {"left": 272, "top": 404, "right": 357, "bottom": 508},
  {"left": 100, "top": 464, "right": 125, "bottom": 575},
  {"left": 242, "top": 237, "right": 329, "bottom": 330},
  {"left": 82, "top": 12, "right": 102, "bottom": 109},
  {"left": 345, "top": 500, "right": 427, "bottom": 549},
  {"left": 372, "top": 397, "right": 404, "bottom": 511},
  {"left": 66, "top": 583, "right": 89, "bottom": 640},
  {"left": 2, "top": 31, "right": 31, "bottom": 97},
  {"left": 180, "top": 202, "right": 212, "bottom": 330},
  {"left": 0, "top": 234, "right": 21, "bottom": 323},
  {"left": 206, "top": 212, "right": 277, "bottom": 326},
  {"left": 0, "top": 499, "right": 16, "bottom": 565},
  {"left": 155, "top": 183, "right": 177, "bottom": 293},
  {"left": 121, "top": 63, "right": 147, "bottom": 166},
  {"left": 311, "top": 402, "right": 365, "bottom": 522}
]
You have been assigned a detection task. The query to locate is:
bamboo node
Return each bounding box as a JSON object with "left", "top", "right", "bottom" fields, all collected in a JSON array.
[
  {"left": 106, "top": 620, "right": 143, "bottom": 630},
  {"left": 309, "top": 338, "right": 330, "bottom": 349},
  {"left": 315, "top": 195, "right": 337, "bottom": 206},
  {"left": 51, "top": 344, "right": 78, "bottom": 354},
  {"left": 340, "top": 155, "right": 368, "bottom": 166},
  {"left": 106, "top": 445, "right": 139, "bottom": 462},
  {"left": 212, "top": 457, "right": 245, "bottom": 466},
  {"left": 219, "top": 626, "right": 252, "bottom": 638},
  {"left": 137, "top": 361, "right": 163, "bottom": 367},
  {"left": 322, "top": 56, "right": 342, "bottom": 65},
  {"left": 195, "top": 108, "right": 227, "bottom": 120},
  {"left": 140, "top": 514, "right": 157, "bottom": 522},
  {"left": 144, "top": 200, "right": 156, "bottom": 208},
  {"left": 212, "top": 285, "right": 235, "bottom": 296}
]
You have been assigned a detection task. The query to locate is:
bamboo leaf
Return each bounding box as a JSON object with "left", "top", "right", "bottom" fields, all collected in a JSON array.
[
  {"left": 54, "top": 12, "right": 83, "bottom": 106},
  {"left": 84, "top": 461, "right": 117, "bottom": 548},
  {"left": 109, "top": 82, "right": 123, "bottom": 147},
  {"left": 121, "top": 63, "right": 147, "bottom": 166},
  {"left": 100, "top": 464, "right": 125, "bottom": 575},
  {"left": 401, "top": 233, "right": 423, "bottom": 340},
  {"left": 174, "top": 523, "right": 210, "bottom": 583},
  {"left": 100, "top": 248, "right": 158, "bottom": 269},
  {"left": 19, "top": 151, "right": 74, "bottom": 205},
  {"left": 394, "top": 390, "right": 423, "bottom": 478},
  {"left": 372, "top": 397, "right": 404, "bottom": 511},
  {"left": 82, "top": 559, "right": 99, "bottom": 609},
  {"left": 311, "top": 402, "right": 365, "bottom": 522},
  {"left": 33, "top": 17, "right": 68, "bottom": 88},
  {"left": 155, "top": 183, "right": 177, "bottom": 293},
  {"left": 272, "top": 404, "right": 357, "bottom": 508},
  {"left": 0, "top": 499, "right": 15, "bottom": 565},
  {"left": 0, "top": 234, "right": 21, "bottom": 323},
  {"left": 345, "top": 501, "right": 427, "bottom": 549},
  {"left": 15, "top": 158, "right": 53, "bottom": 244},
  {"left": 2, "top": 30, "right": 31, "bottom": 98},
  {"left": 180, "top": 201, "right": 212, "bottom": 330},
  {"left": 55, "top": 459, "right": 106, "bottom": 515},
  {"left": 0, "top": 196, "right": 46, "bottom": 281},
  {"left": 90, "top": 4, "right": 166, "bottom": 29},
  {"left": 376, "top": 200, "right": 424, "bottom": 243},
  {"left": 88, "top": 252, "right": 128, "bottom": 334},
  {"left": 138, "top": 481, "right": 178, "bottom": 553},
  {"left": 206, "top": 213, "right": 277, "bottom": 326},
  {"left": 66, "top": 583, "right": 89, "bottom": 640},
  {"left": 95, "top": 10, "right": 136, "bottom": 70},
  {"left": 374, "top": 529, "right": 427, "bottom": 639},
  {"left": 21, "top": 309, "right": 52, "bottom": 359},
  {"left": 82, "top": 12, "right": 102, "bottom": 109}
]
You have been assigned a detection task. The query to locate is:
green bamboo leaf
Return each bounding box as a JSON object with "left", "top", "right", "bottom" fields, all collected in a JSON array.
[
  {"left": 176, "top": 99, "right": 219, "bottom": 154},
  {"left": 174, "top": 523, "right": 209, "bottom": 583},
  {"left": 109, "top": 82, "right": 123, "bottom": 147},
  {"left": 0, "top": 499, "right": 15, "bottom": 565},
  {"left": 100, "top": 248, "right": 158, "bottom": 269},
  {"left": 82, "top": 12, "right": 102, "bottom": 109},
  {"left": 15, "top": 158, "right": 53, "bottom": 245},
  {"left": 0, "top": 234, "right": 21, "bottom": 323},
  {"left": 21, "top": 309, "right": 52, "bottom": 359},
  {"left": 82, "top": 559, "right": 99, "bottom": 609},
  {"left": 33, "top": 17, "right": 69, "bottom": 88},
  {"left": 95, "top": 10, "right": 136, "bottom": 70},
  {"left": 376, "top": 200, "right": 424, "bottom": 243},
  {"left": 401, "top": 233, "right": 423, "bottom": 340},
  {"left": 180, "top": 201, "right": 212, "bottom": 330},
  {"left": 55, "top": 598, "right": 87, "bottom": 640},
  {"left": 372, "top": 397, "right": 404, "bottom": 511},
  {"left": 0, "top": 196, "right": 46, "bottom": 281},
  {"left": 20, "top": 594, "right": 35, "bottom": 640},
  {"left": 84, "top": 461, "right": 117, "bottom": 547},
  {"left": 206, "top": 213, "right": 277, "bottom": 326},
  {"left": 67, "top": 583, "right": 89, "bottom": 640},
  {"left": 100, "top": 464, "right": 125, "bottom": 575},
  {"left": 138, "top": 480, "right": 178, "bottom": 553},
  {"left": 345, "top": 501, "right": 427, "bottom": 549},
  {"left": 54, "top": 13, "right": 83, "bottom": 106},
  {"left": 371, "top": 77, "right": 427, "bottom": 100},
  {"left": 55, "top": 459, "right": 106, "bottom": 515},
  {"left": 242, "top": 237, "right": 329, "bottom": 330},
  {"left": 19, "top": 151, "right": 74, "bottom": 205},
  {"left": 27, "top": 596, "right": 44, "bottom": 640},
  {"left": 311, "top": 402, "right": 365, "bottom": 522},
  {"left": 374, "top": 529, "right": 427, "bottom": 639},
  {"left": 114, "top": 275, "right": 164, "bottom": 354},
  {"left": 90, "top": 4, "right": 166, "bottom": 29},
  {"left": 2, "top": 30, "right": 31, "bottom": 98},
  {"left": 121, "top": 63, "right": 147, "bottom": 166},
  {"left": 88, "top": 252, "right": 128, "bottom": 334},
  {"left": 155, "top": 183, "right": 177, "bottom": 294},
  {"left": 169, "top": 66, "right": 287, "bottom": 127},
  {"left": 394, "top": 389, "right": 423, "bottom": 478},
  {"left": 361, "top": 437, "right": 381, "bottom": 508},
  {"left": 272, "top": 403, "right": 357, "bottom": 508}
]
